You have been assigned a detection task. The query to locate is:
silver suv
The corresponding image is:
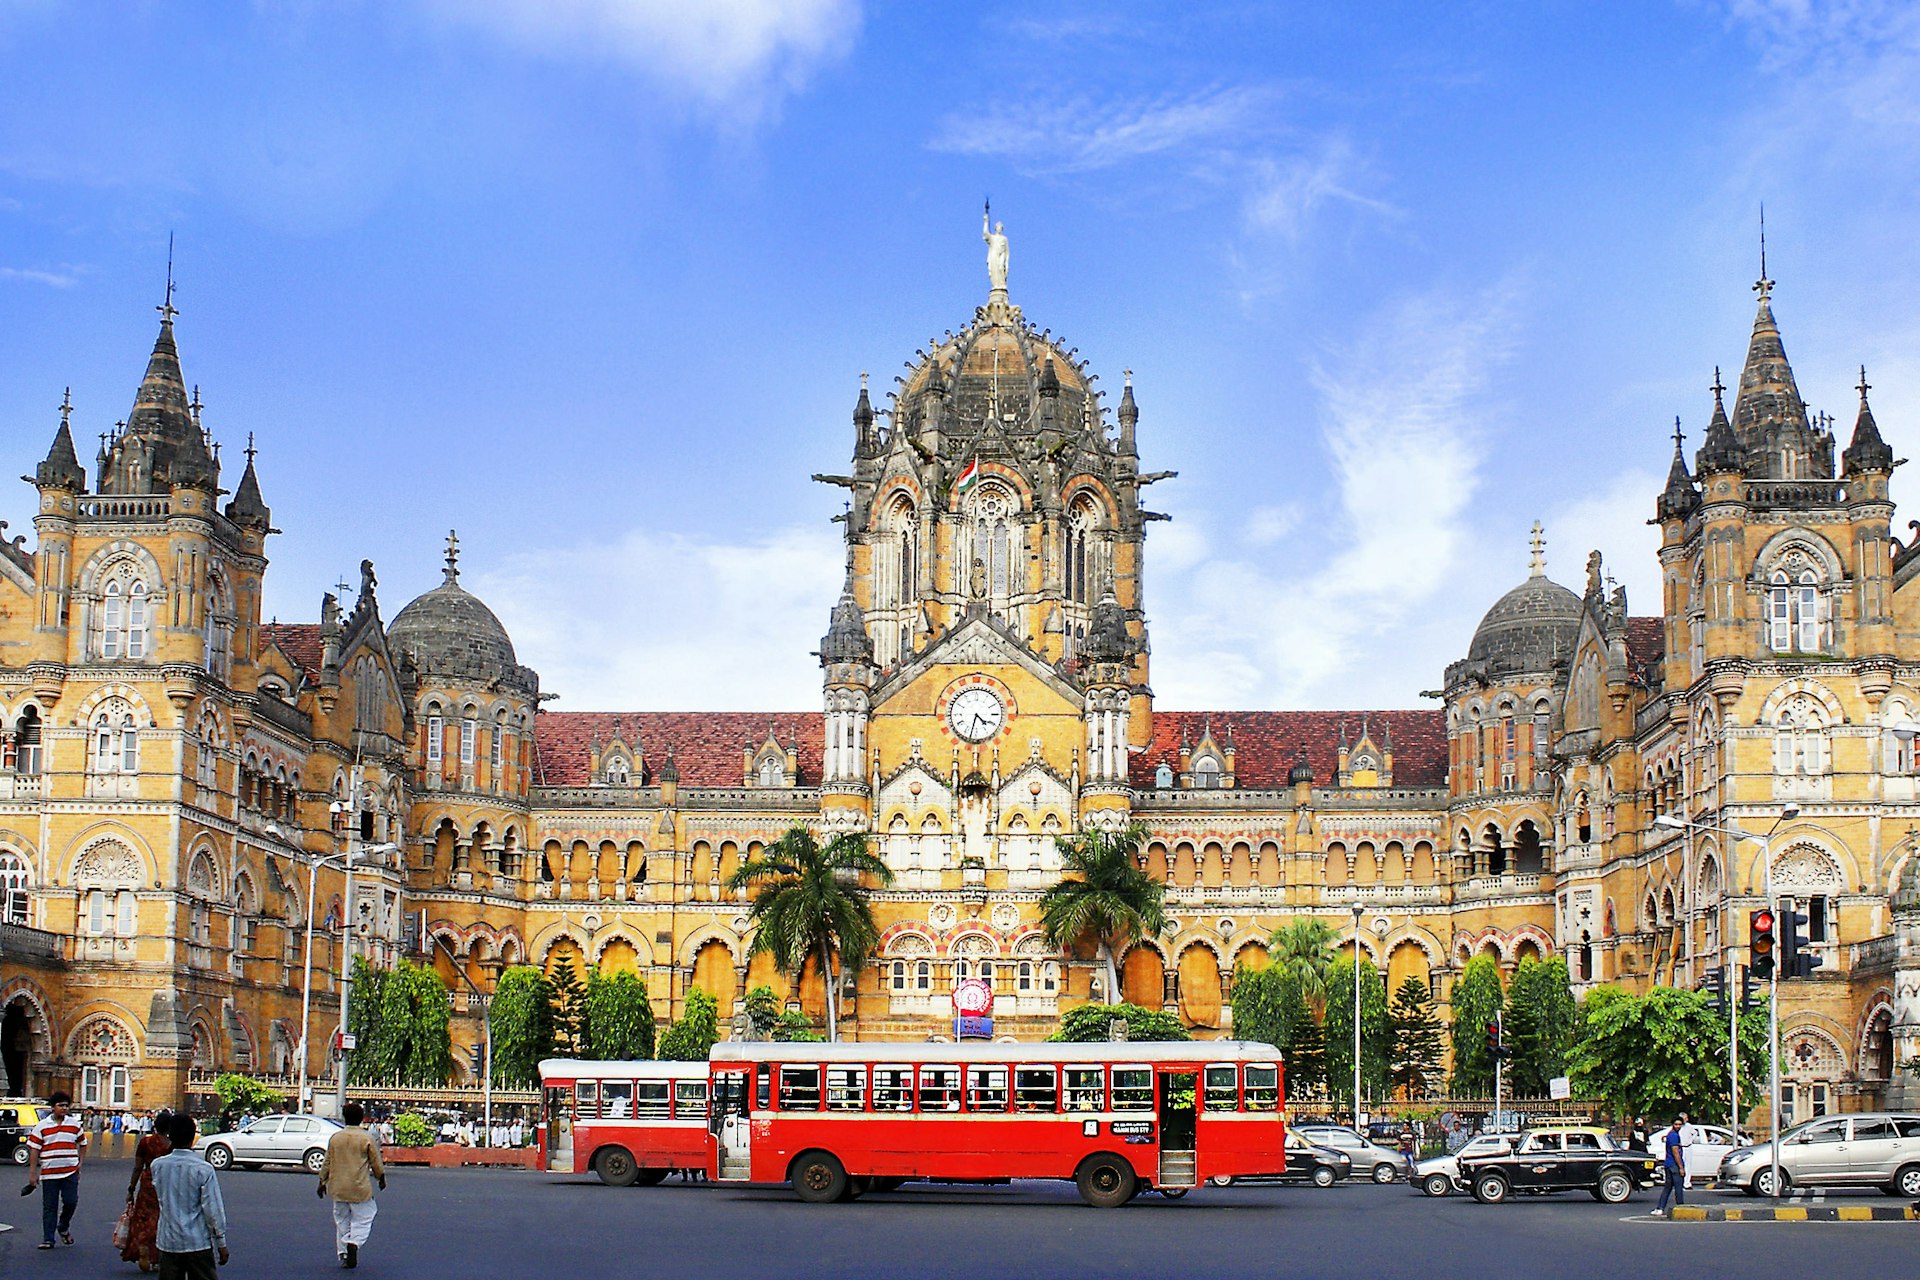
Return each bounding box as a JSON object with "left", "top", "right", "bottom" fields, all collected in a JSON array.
[
  {"left": 1293, "top": 1124, "right": 1405, "bottom": 1184},
  {"left": 1719, "top": 1113, "right": 1920, "bottom": 1197}
]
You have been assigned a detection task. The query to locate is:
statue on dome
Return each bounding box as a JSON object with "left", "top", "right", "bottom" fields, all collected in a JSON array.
[{"left": 983, "top": 204, "right": 1009, "bottom": 295}]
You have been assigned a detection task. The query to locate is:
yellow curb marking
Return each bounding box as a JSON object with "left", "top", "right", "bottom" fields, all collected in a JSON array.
[
  {"left": 1775, "top": 1208, "right": 1808, "bottom": 1221},
  {"left": 1837, "top": 1207, "right": 1872, "bottom": 1221}
]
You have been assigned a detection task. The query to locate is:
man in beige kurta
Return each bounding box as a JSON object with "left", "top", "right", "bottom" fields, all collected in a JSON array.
[{"left": 317, "top": 1103, "right": 385, "bottom": 1269}]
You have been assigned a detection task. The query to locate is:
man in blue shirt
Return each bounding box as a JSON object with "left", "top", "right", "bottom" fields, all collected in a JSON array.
[
  {"left": 150, "top": 1114, "right": 229, "bottom": 1279},
  {"left": 1654, "top": 1115, "right": 1688, "bottom": 1216}
]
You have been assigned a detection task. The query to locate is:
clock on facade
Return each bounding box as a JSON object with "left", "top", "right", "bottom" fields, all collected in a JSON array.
[{"left": 946, "top": 686, "right": 1006, "bottom": 742}]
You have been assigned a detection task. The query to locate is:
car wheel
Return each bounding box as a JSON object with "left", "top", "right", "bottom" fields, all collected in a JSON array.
[
  {"left": 790, "top": 1151, "right": 848, "bottom": 1204},
  {"left": 1372, "top": 1162, "right": 1398, "bottom": 1185},
  {"left": 1209, "top": 1175, "right": 1235, "bottom": 1188},
  {"left": 1159, "top": 1186, "right": 1190, "bottom": 1199},
  {"left": 203, "top": 1144, "right": 234, "bottom": 1171},
  {"left": 9, "top": 1146, "right": 28, "bottom": 1166},
  {"left": 1751, "top": 1166, "right": 1789, "bottom": 1198},
  {"left": 303, "top": 1148, "right": 328, "bottom": 1175},
  {"left": 1422, "top": 1173, "right": 1453, "bottom": 1197},
  {"left": 1311, "top": 1166, "right": 1337, "bottom": 1188},
  {"left": 1893, "top": 1164, "right": 1920, "bottom": 1199},
  {"left": 1471, "top": 1172, "right": 1509, "bottom": 1205},
  {"left": 594, "top": 1146, "right": 639, "bottom": 1188},
  {"left": 1076, "top": 1154, "right": 1138, "bottom": 1208},
  {"left": 1596, "top": 1169, "right": 1633, "bottom": 1204}
]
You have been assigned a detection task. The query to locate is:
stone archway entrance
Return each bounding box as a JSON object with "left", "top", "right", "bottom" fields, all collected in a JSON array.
[{"left": 3, "top": 997, "right": 42, "bottom": 1096}]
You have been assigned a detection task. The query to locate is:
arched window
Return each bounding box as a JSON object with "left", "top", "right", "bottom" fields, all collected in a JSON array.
[
  {"left": 1192, "top": 756, "right": 1221, "bottom": 789},
  {"left": 126, "top": 582, "right": 149, "bottom": 658},
  {"left": 1154, "top": 762, "right": 1173, "bottom": 789},
  {"left": 425, "top": 708, "right": 445, "bottom": 766},
  {"left": 460, "top": 716, "right": 477, "bottom": 766},
  {"left": 101, "top": 580, "right": 125, "bottom": 658},
  {"left": 1767, "top": 552, "right": 1826, "bottom": 653},
  {"left": 92, "top": 703, "right": 139, "bottom": 774},
  {"left": 758, "top": 757, "right": 783, "bottom": 788},
  {"left": 203, "top": 574, "right": 233, "bottom": 681},
  {"left": 0, "top": 851, "right": 30, "bottom": 924},
  {"left": 1773, "top": 695, "right": 1830, "bottom": 777},
  {"left": 605, "top": 756, "right": 630, "bottom": 786},
  {"left": 13, "top": 707, "right": 43, "bottom": 775}
]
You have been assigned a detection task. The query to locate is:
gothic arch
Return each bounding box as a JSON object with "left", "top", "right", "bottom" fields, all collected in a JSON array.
[
  {"left": 876, "top": 922, "right": 940, "bottom": 954},
  {"left": 1858, "top": 990, "right": 1896, "bottom": 1078},
  {"left": 66, "top": 1011, "right": 141, "bottom": 1063},
  {"left": 70, "top": 683, "right": 158, "bottom": 728},
  {"left": 64, "top": 833, "right": 151, "bottom": 888},
  {"left": 946, "top": 927, "right": 1002, "bottom": 958},
  {"left": 75, "top": 541, "right": 165, "bottom": 594},
  {"left": 592, "top": 928, "right": 654, "bottom": 968},
  {"left": 1762, "top": 840, "right": 1851, "bottom": 895},
  {"left": 1752, "top": 529, "right": 1845, "bottom": 581},
  {"left": 1507, "top": 924, "right": 1554, "bottom": 958},
  {"left": 534, "top": 921, "right": 594, "bottom": 965},
  {"left": 676, "top": 924, "right": 743, "bottom": 969},
  {"left": 1757, "top": 678, "right": 1846, "bottom": 727},
  {"left": 1781, "top": 1022, "right": 1848, "bottom": 1078},
  {"left": 0, "top": 978, "right": 56, "bottom": 1061}
]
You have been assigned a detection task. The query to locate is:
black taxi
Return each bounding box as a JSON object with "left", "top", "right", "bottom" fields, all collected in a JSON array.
[{"left": 1459, "top": 1126, "right": 1659, "bottom": 1204}]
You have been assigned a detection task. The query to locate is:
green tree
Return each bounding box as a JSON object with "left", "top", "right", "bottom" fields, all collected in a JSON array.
[
  {"left": 548, "top": 959, "right": 587, "bottom": 1056},
  {"left": 742, "top": 985, "right": 783, "bottom": 1039},
  {"left": 1277, "top": 976, "right": 1325, "bottom": 1094},
  {"left": 489, "top": 965, "right": 554, "bottom": 1087},
  {"left": 1268, "top": 918, "right": 1339, "bottom": 1006},
  {"left": 212, "top": 1073, "right": 283, "bottom": 1117},
  {"left": 1323, "top": 956, "right": 1391, "bottom": 1105},
  {"left": 1504, "top": 957, "right": 1578, "bottom": 1095},
  {"left": 1050, "top": 1002, "right": 1190, "bottom": 1043},
  {"left": 1388, "top": 977, "right": 1444, "bottom": 1100},
  {"left": 725, "top": 825, "right": 894, "bottom": 1040},
  {"left": 1229, "top": 962, "right": 1293, "bottom": 1050},
  {"left": 584, "top": 970, "right": 656, "bottom": 1060},
  {"left": 1565, "top": 985, "right": 1771, "bottom": 1125},
  {"left": 350, "top": 958, "right": 453, "bottom": 1086},
  {"left": 1449, "top": 954, "right": 1506, "bottom": 1094},
  {"left": 1037, "top": 821, "right": 1166, "bottom": 1003},
  {"left": 658, "top": 989, "right": 721, "bottom": 1061},
  {"left": 773, "top": 1010, "right": 825, "bottom": 1042}
]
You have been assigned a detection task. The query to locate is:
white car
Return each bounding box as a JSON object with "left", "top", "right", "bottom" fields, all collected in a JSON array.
[
  {"left": 1416, "top": 1133, "right": 1517, "bottom": 1196},
  {"left": 200, "top": 1113, "right": 344, "bottom": 1173},
  {"left": 1676, "top": 1124, "right": 1738, "bottom": 1183}
]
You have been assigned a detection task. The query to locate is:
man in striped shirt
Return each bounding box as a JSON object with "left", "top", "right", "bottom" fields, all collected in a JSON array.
[{"left": 26, "top": 1090, "right": 86, "bottom": 1249}]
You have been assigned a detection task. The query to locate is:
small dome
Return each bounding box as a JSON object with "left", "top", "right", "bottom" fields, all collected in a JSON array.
[
  {"left": 388, "top": 547, "right": 536, "bottom": 697},
  {"left": 1467, "top": 574, "right": 1583, "bottom": 676}
]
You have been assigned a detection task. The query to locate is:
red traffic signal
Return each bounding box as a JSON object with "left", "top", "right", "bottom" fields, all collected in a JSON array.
[
  {"left": 1484, "top": 1020, "right": 1504, "bottom": 1059},
  {"left": 1750, "top": 908, "right": 1777, "bottom": 978}
]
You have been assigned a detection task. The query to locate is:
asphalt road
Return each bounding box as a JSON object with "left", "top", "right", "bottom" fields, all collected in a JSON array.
[{"left": 4, "top": 1159, "right": 1913, "bottom": 1280}]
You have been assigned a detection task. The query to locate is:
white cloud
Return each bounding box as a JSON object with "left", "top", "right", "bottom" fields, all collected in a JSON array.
[
  {"left": 1244, "top": 503, "right": 1302, "bottom": 547},
  {"left": 0, "top": 264, "right": 81, "bottom": 287},
  {"left": 472, "top": 523, "right": 843, "bottom": 711},
  {"left": 418, "top": 0, "right": 861, "bottom": 118},
  {"left": 1241, "top": 136, "right": 1397, "bottom": 243},
  {"left": 929, "top": 85, "right": 1278, "bottom": 174}
]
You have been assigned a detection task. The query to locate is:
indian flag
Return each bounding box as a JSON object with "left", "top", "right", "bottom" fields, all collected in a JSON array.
[{"left": 954, "top": 456, "right": 982, "bottom": 499}]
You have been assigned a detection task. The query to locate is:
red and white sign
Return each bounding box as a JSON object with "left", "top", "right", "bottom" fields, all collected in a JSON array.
[{"left": 951, "top": 979, "right": 994, "bottom": 1018}]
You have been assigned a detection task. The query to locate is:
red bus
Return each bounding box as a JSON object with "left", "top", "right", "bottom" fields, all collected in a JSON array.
[
  {"left": 538, "top": 1058, "right": 712, "bottom": 1185},
  {"left": 707, "top": 1040, "right": 1286, "bottom": 1206}
]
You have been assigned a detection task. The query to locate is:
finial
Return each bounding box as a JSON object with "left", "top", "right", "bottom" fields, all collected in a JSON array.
[
  {"left": 860, "top": 370, "right": 868, "bottom": 391},
  {"left": 1858, "top": 365, "right": 1871, "bottom": 402},
  {"left": 59, "top": 387, "right": 72, "bottom": 428},
  {"left": 1672, "top": 416, "right": 1684, "bottom": 450},
  {"left": 1754, "top": 204, "right": 1772, "bottom": 301},
  {"left": 1711, "top": 367, "right": 1726, "bottom": 401},
  {"left": 1124, "top": 368, "right": 1133, "bottom": 388},
  {"left": 334, "top": 574, "right": 353, "bottom": 600},
  {"left": 158, "top": 232, "right": 178, "bottom": 324},
  {"left": 190, "top": 385, "right": 203, "bottom": 428},
  {"left": 244, "top": 431, "right": 257, "bottom": 465},
  {"left": 1527, "top": 521, "right": 1546, "bottom": 577},
  {"left": 443, "top": 529, "right": 460, "bottom": 584}
]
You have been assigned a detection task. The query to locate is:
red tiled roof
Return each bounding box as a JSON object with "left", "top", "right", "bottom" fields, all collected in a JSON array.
[
  {"left": 260, "top": 623, "right": 324, "bottom": 682},
  {"left": 1131, "top": 709, "right": 1448, "bottom": 789},
  {"left": 1625, "top": 616, "right": 1665, "bottom": 680},
  {"left": 534, "top": 712, "right": 824, "bottom": 788}
]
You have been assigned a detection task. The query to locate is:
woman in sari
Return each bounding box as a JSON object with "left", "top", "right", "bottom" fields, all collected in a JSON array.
[{"left": 119, "top": 1108, "right": 172, "bottom": 1272}]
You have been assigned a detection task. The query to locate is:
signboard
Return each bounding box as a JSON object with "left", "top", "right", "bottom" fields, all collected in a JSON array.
[
  {"left": 953, "top": 1016, "right": 994, "bottom": 1040},
  {"left": 1549, "top": 1076, "right": 1571, "bottom": 1101},
  {"left": 951, "top": 979, "right": 994, "bottom": 1018}
]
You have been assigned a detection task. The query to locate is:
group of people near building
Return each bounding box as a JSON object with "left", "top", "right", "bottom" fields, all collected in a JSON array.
[{"left": 22, "top": 1092, "right": 388, "bottom": 1273}]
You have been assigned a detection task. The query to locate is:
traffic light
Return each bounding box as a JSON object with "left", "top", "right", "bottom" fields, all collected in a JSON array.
[
  {"left": 1779, "top": 902, "right": 1825, "bottom": 980},
  {"left": 1485, "top": 1020, "right": 1504, "bottom": 1060},
  {"left": 1749, "top": 908, "right": 1777, "bottom": 979},
  {"left": 1702, "top": 965, "right": 1726, "bottom": 1017},
  {"left": 1739, "top": 963, "right": 1762, "bottom": 1012}
]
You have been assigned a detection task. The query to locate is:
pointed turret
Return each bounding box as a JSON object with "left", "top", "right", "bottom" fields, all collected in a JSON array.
[
  {"left": 1730, "top": 273, "right": 1826, "bottom": 480},
  {"left": 1842, "top": 367, "right": 1894, "bottom": 476},
  {"left": 1118, "top": 369, "right": 1138, "bottom": 456},
  {"left": 101, "top": 298, "right": 218, "bottom": 494},
  {"left": 1696, "top": 368, "right": 1744, "bottom": 475},
  {"left": 225, "top": 435, "right": 272, "bottom": 529},
  {"left": 852, "top": 373, "right": 876, "bottom": 457},
  {"left": 819, "top": 588, "right": 874, "bottom": 666},
  {"left": 1657, "top": 418, "right": 1698, "bottom": 520},
  {"left": 35, "top": 390, "right": 86, "bottom": 492}
]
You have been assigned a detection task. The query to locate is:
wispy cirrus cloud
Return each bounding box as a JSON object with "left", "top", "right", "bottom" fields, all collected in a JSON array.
[
  {"left": 0, "top": 264, "right": 83, "bottom": 287},
  {"left": 930, "top": 85, "right": 1280, "bottom": 175},
  {"left": 416, "top": 0, "right": 862, "bottom": 120}
]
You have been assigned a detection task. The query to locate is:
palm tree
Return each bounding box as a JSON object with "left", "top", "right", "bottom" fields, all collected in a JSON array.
[
  {"left": 1039, "top": 822, "right": 1166, "bottom": 1004},
  {"left": 1270, "top": 918, "right": 1339, "bottom": 1006},
  {"left": 724, "top": 825, "right": 893, "bottom": 1041}
]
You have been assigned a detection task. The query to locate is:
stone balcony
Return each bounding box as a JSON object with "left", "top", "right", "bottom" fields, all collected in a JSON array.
[{"left": 0, "top": 921, "right": 66, "bottom": 964}]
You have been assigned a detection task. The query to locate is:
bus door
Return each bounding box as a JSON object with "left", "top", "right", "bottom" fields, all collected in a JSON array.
[
  {"left": 543, "top": 1082, "right": 576, "bottom": 1173},
  {"left": 709, "top": 1066, "right": 753, "bottom": 1181},
  {"left": 1156, "top": 1067, "right": 1199, "bottom": 1189}
]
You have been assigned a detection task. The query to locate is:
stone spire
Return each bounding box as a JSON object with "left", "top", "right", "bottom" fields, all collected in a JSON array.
[
  {"left": 1731, "top": 267, "right": 1825, "bottom": 479},
  {"left": 102, "top": 279, "right": 218, "bottom": 493},
  {"left": 1842, "top": 366, "right": 1894, "bottom": 476},
  {"left": 1696, "top": 367, "right": 1744, "bottom": 475},
  {"left": 852, "top": 372, "right": 876, "bottom": 457},
  {"left": 35, "top": 388, "right": 86, "bottom": 492},
  {"left": 819, "top": 588, "right": 874, "bottom": 666},
  {"left": 1657, "top": 417, "right": 1699, "bottom": 520},
  {"left": 224, "top": 433, "right": 271, "bottom": 529},
  {"left": 1118, "top": 369, "right": 1138, "bottom": 456}
]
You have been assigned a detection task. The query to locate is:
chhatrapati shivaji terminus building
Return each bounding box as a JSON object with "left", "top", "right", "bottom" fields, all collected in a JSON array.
[{"left": 2, "top": 229, "right": 1915, "bottom": 1122}]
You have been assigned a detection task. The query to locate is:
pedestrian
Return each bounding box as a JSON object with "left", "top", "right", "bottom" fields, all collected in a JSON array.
[
  {"left": 26, "top": 1088, "right": 86, "bottom": 1249},
  {"left": 1654, "top": 1116, "right": 1687, "bottom": 1215},
  {"left": 110, "top": 1110, "right": 126, "bottom": 1156},
  {"left": 318, "top": 1101, "right": 386, "bottom": 1269},
  {"left": 1627, "top": 1115, "right": 1650, "bottom": 1153},
  {"left": 1398, "top": 1126, "right": 1418, "bottom": 1181},
  {"left": 150, "top": 1113, "right": 228, "bottom": 1280},
  {"left": 121, "top": 1107, "right": 174, "bottom": 1272}
]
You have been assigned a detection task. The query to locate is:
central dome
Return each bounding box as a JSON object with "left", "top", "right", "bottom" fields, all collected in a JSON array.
[
  {"left": 388, "top": 553, "right": 537, "bottom": 697},
  {"left": 891, "top": 305, "right": 1104, "bottom": 448},
  {"left": 1466, "top": 573, "right": 1583, "bottom": 676}
]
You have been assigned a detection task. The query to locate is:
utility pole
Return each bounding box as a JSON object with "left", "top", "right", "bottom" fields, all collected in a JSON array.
[{"left": 334, "top": 765, "right": 362, "bottom": 1116}]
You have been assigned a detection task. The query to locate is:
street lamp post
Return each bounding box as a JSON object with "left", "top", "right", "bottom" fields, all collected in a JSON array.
[
  {"left": 1655, "top": 805, "right": 1798, "bottom": 1198},
  {"left": 1351, "top": 902, "right": 1365, "bottom": 1128}
]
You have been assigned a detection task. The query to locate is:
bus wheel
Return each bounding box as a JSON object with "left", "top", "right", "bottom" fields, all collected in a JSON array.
[
  {"left": 594, "top": 1147, "right": 640, "bottom": 1188},
  {"left": 1076, "top": 1154, "right": 1138, "bottom": 1209},
  {"left": 634, "top": 1168, "right": 669, "bottom": 1187},
  {"left": 791, "top": 1151, "right": 849, "bottom": 1204}
]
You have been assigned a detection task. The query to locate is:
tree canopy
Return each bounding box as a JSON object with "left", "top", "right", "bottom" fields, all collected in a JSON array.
[
  {"left": 658, "top": 990, "right": 722, "bottom": 1062},
  {"left": 1389, "top": 977, "right": 1444, "bottom": 1100},
  {"left": 1038, "top": 822, "right": 1165, "bottom": 1003},
  {"left": 348, "top": 957, "right": 454, "bottom": 1086},
  {"left": 1268, "top": 918, "right": 1339, "bottom": 1006},
  {"left": 583, "top": 970, "right": 656, "bottom": 1060},
  {"left": 490, "top": 965, "right": 554, "bottom": 1087},
  {"left": 1323, "top": 956, "right": 1392, "bottom": 1105},
  {"left": 1565, "top": 985, "right": 1770, "bottom": 1124},
  {"left": 1504, "top": 956, "right": 1578, "bottom": 1095},
  {"left": 1051, "top": 1002, "right": 1189, "bottom": 1043},
  {"left": 1449, "top": 955, "right": 1506, "bottom": 1095}
]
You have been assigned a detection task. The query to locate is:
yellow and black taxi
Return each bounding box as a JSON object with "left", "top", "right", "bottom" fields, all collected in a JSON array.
[
  {"left": 0, "top": 1100, "right": 45, "bottom": 1165},
  {"left": 1458, "top": 1125, "right": 1659, "bottom": 1204}
]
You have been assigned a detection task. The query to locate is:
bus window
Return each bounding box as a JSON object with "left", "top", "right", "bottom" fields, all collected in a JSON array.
[
  {"left": 874, "top": 1065, "right": 914, "bottom": 1111},
  {"left": 756, "top": 1065, "right": 771, "bottom": 1111},
  {"left": 1110, "top": 1067, "right": 1152, "bottom": 1111},
  {"left": 967, "top": 1066, "right": 1008, "bottom": 1111},
  {"left": 674, "top": 1081, "right": 708, "bottom": 1120},
  {"left": 1203, "top": 1065, "right": 1239, "bottom": 1112},
  {"left": 635, "top": 1082, "right": 670, "bottom": 1118},
  {"left": 918, "top": 1065, "right": 961, "bottom": 1111},
  {"left": 1064, "top": 1067, "right": 1105, "bottom": 1112},
  {"left": 1243, "top": 1064, "right": 1279, "bottom": 1111},
  {"left": 779, "top": 1065, "right": 823, "bottom": 1111},
  {"left": 827, "top": 1066, "right": 867, "bottom": 1111},
  {"left": 576, "top": 1081, "right": 600, "bottom": 1117},
  {"left": 602, "top": 1081, "right": 633, "bottom": 1118},
  {"left": 1014, "top": 1066, "right": 1058, "bottom": 1112}
]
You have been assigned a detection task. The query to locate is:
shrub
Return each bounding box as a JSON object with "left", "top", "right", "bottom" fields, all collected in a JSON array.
[{"left": 392, "top": 1112, "right": 436, "bottom": 1147}]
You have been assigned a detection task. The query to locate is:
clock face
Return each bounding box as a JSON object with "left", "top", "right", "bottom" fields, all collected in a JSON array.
[{"left": 947, "top": 687, "right": 1007, "bottom": 743}]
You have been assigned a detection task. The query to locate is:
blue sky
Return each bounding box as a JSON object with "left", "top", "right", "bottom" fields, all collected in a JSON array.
[{"left": 4, "top": 1, "right": 1918, "bottom": 713}]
